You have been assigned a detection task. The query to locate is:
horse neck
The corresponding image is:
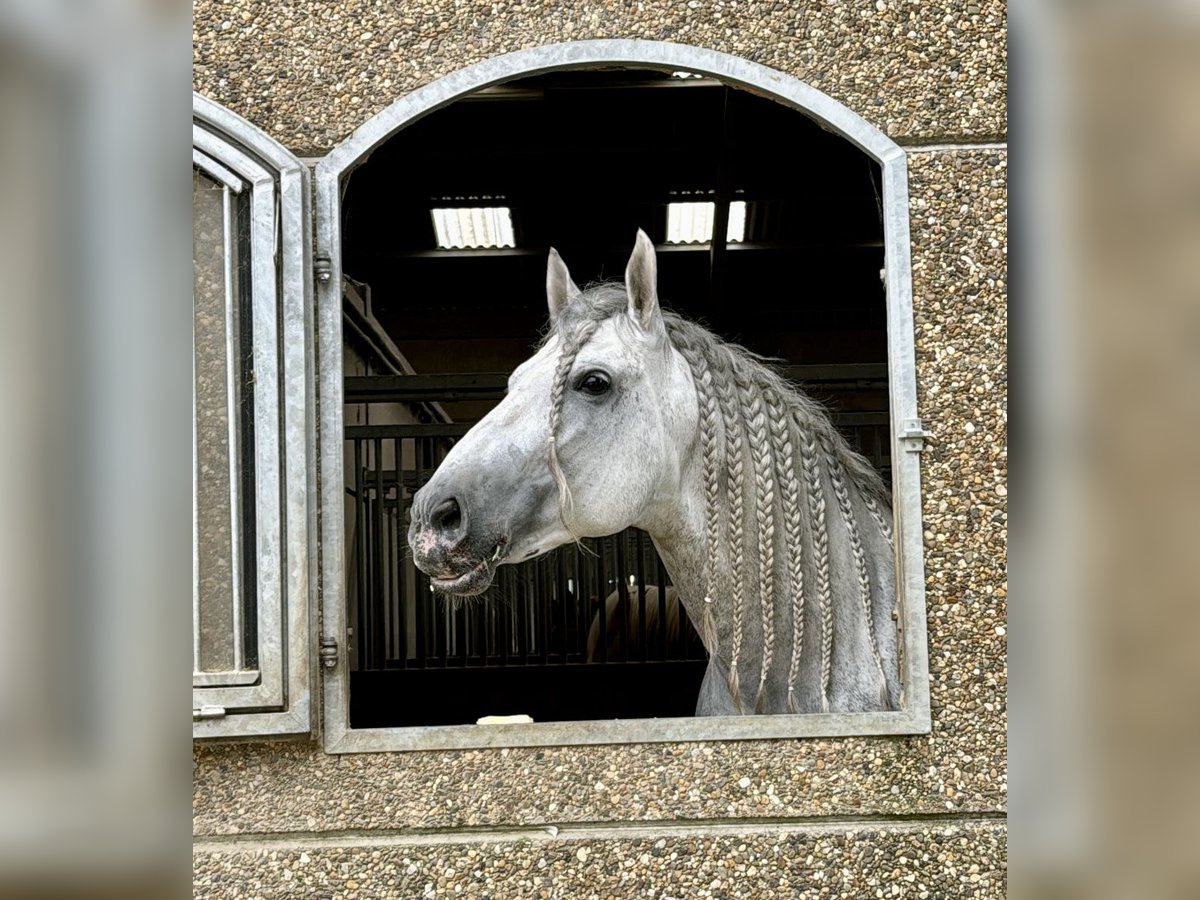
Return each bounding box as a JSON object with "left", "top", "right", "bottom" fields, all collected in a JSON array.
[
  {"left": 637, "top": 441, "right": 712, "bottom": 634},
  {"left": 641, "top": 386, "right": 898, "bottom": 714}
]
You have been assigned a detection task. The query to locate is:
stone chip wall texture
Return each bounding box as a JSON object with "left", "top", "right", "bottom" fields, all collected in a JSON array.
[
  {"left": 195, "top": 821, "right": 1006, "bottom": 898},
  {"left": 192, "top": 0, "right": 1007, "bottom": 154},
  {"left": 193, "top": 3, "right": 1007, "bottom": 896}
]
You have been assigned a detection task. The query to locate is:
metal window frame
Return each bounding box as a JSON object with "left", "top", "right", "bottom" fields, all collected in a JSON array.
[
  {"left": 315, "top": 40, "right": 930, "bottom": 753},
  {"left": 192, "top": 93, "right": 315, "bottom": 739}
]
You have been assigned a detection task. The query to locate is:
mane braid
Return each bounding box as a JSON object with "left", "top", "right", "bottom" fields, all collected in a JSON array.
[
  {"left": 673, "top": 333, "right": 722, "bottom": 656},
  {"left": 715, "top": 347, "right": 748, "bottom": 710},
  {"left": 863, "top": 492, "right": 894, "bottom": 546},
  {"left": 741, "top": 373, "right": 777, "bottom": 713},
  {"left": 798, "top": 421, "right": 834, "bottom": 712},
  {"left": 766, "top": 388, "right": 806, "bottom": 714},
  {"left": 822, "top": 433, "right": 889, "bottom": 707}
]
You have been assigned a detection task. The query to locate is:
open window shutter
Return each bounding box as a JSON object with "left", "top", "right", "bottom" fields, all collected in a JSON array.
[{"left": 192, "top": 94, "right": 314, "bottom": 738}]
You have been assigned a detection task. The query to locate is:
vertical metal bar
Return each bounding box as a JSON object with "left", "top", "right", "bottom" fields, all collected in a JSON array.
[
  {"left": 440, "top": 584, "right": 451, "bottom": 667},
  {"left": 662, "top": 556, "right": 672, "bottom": 662},
  {"left": 501, "top": 566, "right": 512, "bottom": 665},
  {"left": 393, "top": 436, "right": 403, "bottom": 662},
  {"left": 488, "top": 576, "right": 497, "bottom": 663},
  {"left": 395, "top": 437, "right": 408, "bottom": 668},
  {"left": 519, "top": 563, "right": 529, "bottom": 661},
  {"left": 371, "top": 441, "right": 381, "bottom": 669},
  {"left": 470, "top": 587, "right": 478, "bottom": 664},
  {"left": 538, "top": 556, "right": 549, "bottom": 665},
  {"left": 372, "top": 437, "right": 385, "bottom": 669},
  {"left": 483, "top": 580, "right": 493, "bottom": 663},
  {"left": 595, "top": 537, "right": 607, "bottom": 663},
  {"left": 382, "top": 443, "right": 392, "bottom": 665},
  {"left": 433, "top": 525, "right": 446, "bottom": 667},
  {"left": 467, "top": 582, "right": 479, "bottom": 665},
  {"left": 460, "top": 595, "right": 470, "bottom": 667},
  {"left": 615, "top": 533, "right": 630, "bottom": 661},
  {"left": 635, "top": 530, "right": 648, "bottom": 663},
  {"left": 436, "top": 573, "right": 446, "bottom": 667},
  {"left": 354, "top": 439, "right": 367, "bottom": 669},
  {"left": 221, "top": 185, "right": 245, "bottom": 673},
  {"left": 456, "top": 588, "right": 467, "bottom": 665},
  {"left": 453, "top": 586, "right": 461, "bottom": 664},
  {"left": 516, "top": 562, "right": 528, "bottom": 664},
  {"left": 414, "top": 438, "right": 427, "bottom": 666},
  {"left": 472, "top": 571, "right": 482, "bottom": 662},
  {"left": 362, "top": 439, "right": 374, "bottom": 670},
  {"left": 574, "top": 547, "right": 585, "bottom": 662},
  {"left": 526, "top": 562, "right": 537, "bottom": 662},
  {"left": 556, "top": 551, "right": 568, "bottom": 663}
]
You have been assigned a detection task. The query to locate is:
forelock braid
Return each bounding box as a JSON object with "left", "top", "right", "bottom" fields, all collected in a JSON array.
[
  {"left": 714, "top": 350, "right": 748, "bottom": 709},
  {"left": 822, "top": 435, "right": 889, "bottom": 707},
  {"left": 741, "top": 374, "right": 776, "bottom": 713},
  {"left": 765, "top": 389, "right": 806, "bottom": 714},
  {"left": 673, "top": 334, "right": 722, "bottom": 655},
  {"left": 798, "top": 417, "right": 833, "bottom": 712},
  {"left": 547, "top": 320, "right": 599, "bottom": 538}
]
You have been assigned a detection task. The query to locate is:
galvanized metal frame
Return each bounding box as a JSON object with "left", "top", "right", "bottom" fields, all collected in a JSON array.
[
  {"left": 315, "top": 40, "right": 930, "bottom": 753},
  {"left": 191, "top": 130, "right": 284, "bottom": 711},
  {"left": 191, "top": 147, "right": 244, "bottom": 193},
  {"left": 192, "top": 93, "right": 315, "bottom": 739}
]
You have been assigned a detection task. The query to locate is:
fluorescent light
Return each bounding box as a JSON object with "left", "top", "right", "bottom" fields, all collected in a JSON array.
[
  {"left": 430, "top": 206, "right": 515, "bottom": 249},
  {"left": 666, "top": 200, "right": 747, "bottom": 244},
  {"left": 726, "top": 200, "right": 746, "bottom": 243}
]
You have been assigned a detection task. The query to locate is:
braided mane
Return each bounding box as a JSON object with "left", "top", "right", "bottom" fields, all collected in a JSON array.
[{"left": 547, "top": 284, "right": 897, "bottom": 713}]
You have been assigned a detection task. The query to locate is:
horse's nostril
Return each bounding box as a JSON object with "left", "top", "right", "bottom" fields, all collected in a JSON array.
[{"left": 430, "top": 497, "right": 462, "bottom": 534}]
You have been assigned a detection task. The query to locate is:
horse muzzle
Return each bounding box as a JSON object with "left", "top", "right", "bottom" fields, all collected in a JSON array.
[{"left": 408, "top": 491, "right": 508, "bottom": 597}]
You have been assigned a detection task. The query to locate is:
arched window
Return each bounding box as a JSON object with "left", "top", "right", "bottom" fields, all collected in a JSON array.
[
  {"left": 313, "top": 42, "right": 930, "bottom": 753},
  {"left": 192, "top": 95, "right": 313, "bottom": 738}
]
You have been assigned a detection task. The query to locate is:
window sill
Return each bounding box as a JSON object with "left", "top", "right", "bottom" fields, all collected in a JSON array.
[{"left": 322, "top": 707, "right": 930, "bottom": 754}]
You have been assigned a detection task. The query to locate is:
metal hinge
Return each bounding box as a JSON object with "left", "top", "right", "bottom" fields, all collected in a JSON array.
[
  {"left": 319, "top": 635, "right": 339, "bottom": 669},
  {"left": 192, "top": 704, "right": 226, "bottom": 721},
  {"left": 899, "top": 418, "right": 934, "bottom": 453},
  {"left": 314, "top": 256, "right": 332, "bottom": 284}
]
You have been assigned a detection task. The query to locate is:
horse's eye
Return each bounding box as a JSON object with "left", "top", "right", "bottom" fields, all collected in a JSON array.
[{"left": 575, "top": 370, "right": 612, "bottom": 396}]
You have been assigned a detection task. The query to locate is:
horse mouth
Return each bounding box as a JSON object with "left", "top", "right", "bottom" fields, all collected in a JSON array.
[
  {"left": 426, "top": 540, "right": 506, "bottom": 596},
  {"left": 429, "top": 558, "right": 493, "bottom": 596}
]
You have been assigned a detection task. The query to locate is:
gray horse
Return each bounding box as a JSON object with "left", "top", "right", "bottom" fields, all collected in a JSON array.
[{"left": 408, "top": 232, "right": 898, "bottom": 715}]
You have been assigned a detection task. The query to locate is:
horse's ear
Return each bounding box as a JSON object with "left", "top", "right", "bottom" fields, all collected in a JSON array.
[
  {"left": 624, "top": 229, "right": 661, "bottom": 332},
  {"left": 546, "top": 247, "right": 581, "bottom": 324}
]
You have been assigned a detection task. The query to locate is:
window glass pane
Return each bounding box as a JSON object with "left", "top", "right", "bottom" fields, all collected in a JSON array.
[{"left": 192, "top": 168, "right": 245, "bottom": 675}]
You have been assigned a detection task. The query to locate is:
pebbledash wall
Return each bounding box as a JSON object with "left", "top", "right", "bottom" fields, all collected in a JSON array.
[{"left": 192, "top": 2, "right": 1007, "bottom": 897}]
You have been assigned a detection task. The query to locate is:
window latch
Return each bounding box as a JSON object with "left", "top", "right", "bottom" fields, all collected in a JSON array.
[
  {"left": 192, "top": 704, "right": 226, "bottom": 721},
  {"left": 899, "top": 419, "right": 934, "bottom": 453}
]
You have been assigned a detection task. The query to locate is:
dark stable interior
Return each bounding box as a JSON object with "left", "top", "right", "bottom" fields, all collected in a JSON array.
[{"left": 341, "top": 68, "right": 888, "bottom": 728}]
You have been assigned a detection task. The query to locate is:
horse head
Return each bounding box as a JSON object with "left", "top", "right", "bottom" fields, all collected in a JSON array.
[
  {"left": 407, "top": 231, "right": 697, "bottom": 597},
  {"left": 408, "top": 230, "right": 899, "bottom": 715}
]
